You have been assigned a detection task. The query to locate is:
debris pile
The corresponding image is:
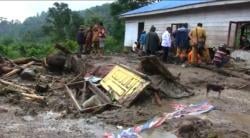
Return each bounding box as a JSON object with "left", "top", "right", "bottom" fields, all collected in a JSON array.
[{"left": 0, "top": 43, "right": 195, "bottom": 117}]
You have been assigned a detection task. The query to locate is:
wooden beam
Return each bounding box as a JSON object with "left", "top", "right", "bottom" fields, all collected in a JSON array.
[
  {"left": 65, "top": 85, "right": 82, "bottom": 111},
  {"left": 0, "top": 79, "right": 36, "bottom": 94},
  {"left": 227, "top": 21, "right": 232, "bottom": 47},
  {"left": 88, "top": 82, "right": 112, "bottom": 104},
  {"left": 2, "top": 61, "right": 34, "bottom": 78}
]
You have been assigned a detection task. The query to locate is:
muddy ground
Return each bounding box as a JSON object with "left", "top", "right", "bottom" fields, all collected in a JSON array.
[{"left": 0, "top": 54, "right": 249, "bottom": 138}]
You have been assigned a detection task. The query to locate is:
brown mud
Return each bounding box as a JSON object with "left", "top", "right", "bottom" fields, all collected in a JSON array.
[{"left": 0, "top": 54, "right": 249, "bottom": 138}]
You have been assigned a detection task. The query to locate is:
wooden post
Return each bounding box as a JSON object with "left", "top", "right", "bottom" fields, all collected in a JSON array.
[{"left": 227, "top": 21, "right": 232, "bottom": 47}]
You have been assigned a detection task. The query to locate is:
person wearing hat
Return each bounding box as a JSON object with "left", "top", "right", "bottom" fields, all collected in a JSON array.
[
  {"left": 145, "top": 25, "right": 160, "bottom": 55},
  {"left": 213, "top": 44, "right": 230, "bottom": 68},
  {"left": 76, "top": 25, "right": 86, "bottom": 54}
]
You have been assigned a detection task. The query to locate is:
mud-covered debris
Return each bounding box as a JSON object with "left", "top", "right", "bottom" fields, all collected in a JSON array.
[
  {"left": 140, "top": 56, "right": 193, "bottom": 98},
  {"left": 175, "top": 117, "right": 215, "bottom": 138},
  {"left": 0, "top": 106, "right": 8, "bottom": 113},
  {"left": 20, "top": 68, "right": 36, "bottom": 81}
]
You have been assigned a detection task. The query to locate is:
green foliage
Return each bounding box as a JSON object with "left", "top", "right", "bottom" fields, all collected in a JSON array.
[
  {"left": 0, "top": 1, "right": 161, "bottom": 59},
  {"left": 64, "top": 39, "right": 78, "bottom": 52},
  {"left": 0, "top": 41, "right": 55, "bottom": 59},
  {"left": 45, "top": 2, "right": 72, "bottom": 41},
  {"left": 0, "top": 37, "right": 14, "bottom": 46},
  {"left": 104, "top": 36, "right": 123, "bottom": 54}
]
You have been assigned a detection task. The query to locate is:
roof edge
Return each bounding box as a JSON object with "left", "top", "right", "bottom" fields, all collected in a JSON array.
[{"left": 120, "top": 0, "right": 250, "bottom": 18}]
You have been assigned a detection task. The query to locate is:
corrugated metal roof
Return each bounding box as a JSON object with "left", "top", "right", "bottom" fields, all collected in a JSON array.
[{"left": 121, "top": 0, "right": 214, "bottom": 16}]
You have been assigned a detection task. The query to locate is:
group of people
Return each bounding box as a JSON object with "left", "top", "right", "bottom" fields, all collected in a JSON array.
[
  {"left": 137, "top": 23, "right": 229, "bottom": 67},
  {"left": 76, "top": 22, "right": 106, "bottom": 56}
]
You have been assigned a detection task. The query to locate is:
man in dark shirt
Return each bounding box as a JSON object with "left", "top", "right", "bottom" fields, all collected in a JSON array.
[{"left": 76, "top": 26, "right": 85, "bottom": 54}]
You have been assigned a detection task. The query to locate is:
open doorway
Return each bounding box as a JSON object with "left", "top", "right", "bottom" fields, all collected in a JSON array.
[
  {"left": 137, "top": 22, "right": 144, "bottom": 41},
  {"left": 227, "top": 21, "right": 250, "bottom": 49}
]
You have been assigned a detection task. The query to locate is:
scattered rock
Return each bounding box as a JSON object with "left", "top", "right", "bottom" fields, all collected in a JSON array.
[
  {"left": 22, "top": 115, "right": 34, "bottom": 122},
  {"left": 0, "top": 107, "right": 8, "bottom": 113}
]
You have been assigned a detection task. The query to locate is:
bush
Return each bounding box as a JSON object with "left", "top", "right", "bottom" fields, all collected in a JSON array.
[
  {"left": 64, "top": 39, "right": 78, "bottom": 53},
  {"left": 0, "top": 41, "right": 55, "bottom": 59},
  {"left": 104, "top": 36, "right": 123, "bottom": 54}
]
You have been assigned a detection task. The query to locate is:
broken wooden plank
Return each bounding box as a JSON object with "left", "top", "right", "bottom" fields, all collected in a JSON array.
[
  {"left": 119, "top": 64, "right": 148, "bottom": 79},
  {"left": 80, "top": 104, "right": 108, "bottom": 113},
  {"left": 65, "top": 85, "right": 82, "bottom": 111},
  {"left": 13, "top": 57, "right": 42, "bottom": 65},
  {"left": 2, "top": 61, "right": 34, "bottom": 78},
  {"left": 88, "top": 81, "right": 112, "bottom": 104},
  {"left": 50, "top": 81, "right": 84, "bottom": 91},
  {"left": 67, "top": 73, "right": 82, "bottom": 84},
  {"left": 1, "top": 85, "right": 44, "bottom": 100},
  {"left": 0, "top": 79, "right": 36, "bottom": 94}
]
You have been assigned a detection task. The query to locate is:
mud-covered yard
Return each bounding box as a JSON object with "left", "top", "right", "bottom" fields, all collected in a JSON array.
[{"left": 0, "top": 55, "right": 249, "bottom": 138}]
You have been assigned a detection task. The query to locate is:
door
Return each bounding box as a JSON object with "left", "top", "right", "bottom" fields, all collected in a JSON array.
[{"left": 124, "top": 22, "right": 138, "bottom": 47}]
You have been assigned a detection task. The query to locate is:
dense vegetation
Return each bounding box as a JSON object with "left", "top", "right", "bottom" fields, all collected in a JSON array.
[{"left": 0, "top": 0, "right": 158, "bottom": 59}]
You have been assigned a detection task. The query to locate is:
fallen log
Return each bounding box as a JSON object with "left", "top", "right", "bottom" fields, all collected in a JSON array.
[
  {"left": 140, "top": 56, "right": 175, "bottom": 81},
  {"left": 0, "top": 79, "right": 35, "bottom": 94},
  {"left": 196, "top": 64, "right": 250, "bottom": 80},
  {"left": 2, "top": 61, "right": 34, "bottom": 78},
  {"left": 140, "top": 56, "right": 194, "bottom": 98},
  {"left": 65, "top": 85, "right": 82, "bottom": 112}
]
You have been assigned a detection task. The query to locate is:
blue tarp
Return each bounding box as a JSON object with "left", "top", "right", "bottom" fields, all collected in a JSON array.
[{"left": 121, "top": 0, "right": 214, "bottom": 16}]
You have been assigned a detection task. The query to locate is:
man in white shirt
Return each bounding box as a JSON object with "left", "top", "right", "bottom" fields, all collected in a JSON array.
[{"left": 161, "top": 27, "right": 172, "bottom": 62}]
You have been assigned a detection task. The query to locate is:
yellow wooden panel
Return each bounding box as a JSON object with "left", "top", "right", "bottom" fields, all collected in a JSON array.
[{"left": 100, "top": 65, "right": 150, "bottom": 103}]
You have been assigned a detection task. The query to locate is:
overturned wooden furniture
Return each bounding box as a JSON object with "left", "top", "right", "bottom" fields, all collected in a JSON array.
[{"left": 100, "top": 65, "right": 150, "bottom": 107}]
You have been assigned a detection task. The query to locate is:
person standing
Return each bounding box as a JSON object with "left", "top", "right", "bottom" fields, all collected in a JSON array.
[
  {"left": 175, "top": 24, "right": 189, "bottom": 61},
  {"left": 161, "top": 27, "right": 172, "bottom": 62},
  {"left": 189, "top": 23, "right": 207, "bottom": 64},
  {"left": 85, "top": 26, "right": 93, "bottom": 54},
  {"left": 91, "top": 24, "right": 99, "bottom": 56},
  {"left": 76, "top": 25, "right": 85, "bottom": 54},
  {"left": 139, "top": 31, "right": 146, "bottom": 52},
  {"left": 145, "top": 25, "right": 160, "bottom": 55},
  {"left": 98, "top": 22, "right": 106, "bottom": 56}
]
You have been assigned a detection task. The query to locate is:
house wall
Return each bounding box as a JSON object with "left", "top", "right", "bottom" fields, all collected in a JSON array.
[{"left": 123, "top": 3, "right": 250, "bottom": 47}]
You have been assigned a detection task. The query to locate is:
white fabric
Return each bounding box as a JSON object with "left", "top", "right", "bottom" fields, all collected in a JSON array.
[{"left": 161, "top": 31, "right": 171, "bottom": 47}]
